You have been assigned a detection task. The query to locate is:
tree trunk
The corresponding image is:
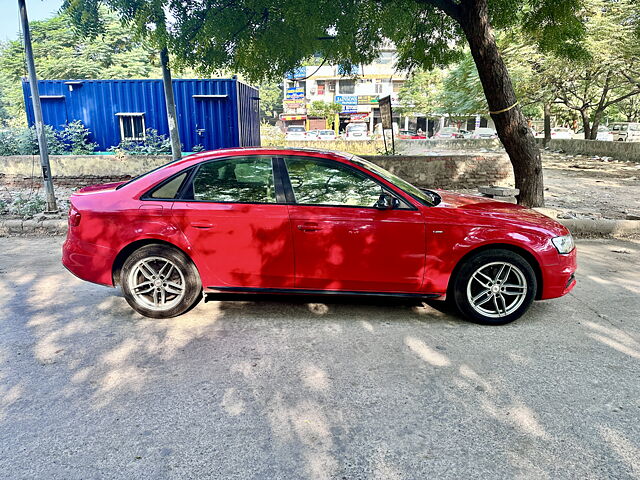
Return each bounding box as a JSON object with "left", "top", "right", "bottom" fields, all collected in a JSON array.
[
  {"left": 160, "top": 48, "right": 182, "bottom": 161},
  {"left": 580, "top": 111, "right": 591, "bottom": 140},
  {"left": 543, "top": 103, "right": 551, "bottom": 148},
  {"left": 458, "top": 1, "right": 544, "bottom": 207},
  {"left": 590, "top": 110, "right": 603, "bottom": 140}
]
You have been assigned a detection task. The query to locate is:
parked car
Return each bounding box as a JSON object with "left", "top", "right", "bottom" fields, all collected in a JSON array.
[
  {"left": 397, "top": 130, "right": 427, "bottom": 139},
  {"left": 285, "top": 126, "right": 307, "bottom": 141},
  {"left": 550, "top": 127, "right": 573, "bottom": 140},
  {"left": 63, "top": 148, "right": 577, "bottom": 325},
  {"left": 316, "top": 129, "right": 337, "bottom": 141},
  {"left": 434, "top": 127, "right": 463, "bottom": 139},
  {"left": 471, "top": 127, "right": 498, "bottom": 139},
  {"left": 611, "top": 122, "right": 640, "bottom": 142},
  {"left": 304, "top": 130, "right": 320, "bottom": 140},
  {"left": 344, "top": 122, "right": 369, "bottom": 140},
  {"left": 573, "top": 126, "right": 613, "bottom": 141}
]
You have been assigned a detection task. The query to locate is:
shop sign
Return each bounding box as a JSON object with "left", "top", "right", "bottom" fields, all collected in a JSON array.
[{"left": 335, "top": 95, "right": 358, "bottom": 105}]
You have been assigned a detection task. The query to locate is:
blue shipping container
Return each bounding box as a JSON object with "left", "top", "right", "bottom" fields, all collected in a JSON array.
[{"left": 22, "top": 78, "right": 261, "bottom": 152}]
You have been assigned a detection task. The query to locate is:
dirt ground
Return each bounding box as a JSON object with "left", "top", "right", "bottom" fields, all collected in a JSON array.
[
  {"left": 541, "top": 152, "right": 640, "bottom": 220},
  {"left": 1, "top": 152, "right": 639, "bottom": 220}
]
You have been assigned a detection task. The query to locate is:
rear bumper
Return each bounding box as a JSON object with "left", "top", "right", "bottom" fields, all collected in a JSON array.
[
  {"left": 62, "top": 233, "right": 116, "bottom": 287},
  {"left": 540, "top": 248, "right": 577, "bottom": 299}
]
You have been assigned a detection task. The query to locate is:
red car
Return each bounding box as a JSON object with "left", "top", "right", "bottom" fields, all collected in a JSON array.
[{"left": 63, "top": 148, "right": 576, "bottom": 324}]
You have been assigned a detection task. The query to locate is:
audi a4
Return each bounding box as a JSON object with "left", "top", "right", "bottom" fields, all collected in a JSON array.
[{"left": 62, "top": 148, "right": 576, "bottom": 325}]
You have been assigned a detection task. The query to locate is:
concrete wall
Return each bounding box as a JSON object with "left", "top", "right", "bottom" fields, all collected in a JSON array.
[
  {"left": 397, "top": 138, "right": 503, "bottom": 153},
  {"left": 1, "top": 153, "right": 514, "bottom": 190},
  {"left": 537, "top": 139, "right": 640, "bottom": 162},
  {"left": 361, "top": 154, "right": 513, "bottom": 189}
]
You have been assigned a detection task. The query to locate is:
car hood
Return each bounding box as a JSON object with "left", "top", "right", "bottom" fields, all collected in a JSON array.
[{"left": 436, "top": 190, "right": 568, "bottom": 236}]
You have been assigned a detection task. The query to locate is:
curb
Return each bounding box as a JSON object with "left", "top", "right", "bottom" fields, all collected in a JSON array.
[
  {"left": 1, "top": 217, "right": 639, "bottom": 238},
  {"left": 556, "top": 218, "right": 640, "bottom": 237},
  {"left": 0, "top": 219, "right": 67, "bottom": 237}
]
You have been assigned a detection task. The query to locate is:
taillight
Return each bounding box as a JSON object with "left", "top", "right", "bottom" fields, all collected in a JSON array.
[{"left": 68, "top": 206, "right": 81, "bottom": 227}]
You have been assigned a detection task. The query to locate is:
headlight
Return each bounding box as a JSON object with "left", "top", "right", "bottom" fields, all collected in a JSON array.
[{"left": 552, "top": 234, "right": 575, "bottom": 254}]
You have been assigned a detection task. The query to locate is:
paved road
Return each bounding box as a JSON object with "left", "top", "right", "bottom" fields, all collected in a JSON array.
[{"left": 1, "top": 237, "right": 639, "bottom": 479}]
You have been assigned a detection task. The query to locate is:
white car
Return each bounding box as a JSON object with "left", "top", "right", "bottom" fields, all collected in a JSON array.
[
  {"left": 611, "top": 122, "right": 640, "bottom": 142},
  {"left": 344, "top": 122, "right": 369, "bottom": 140},
  {"left": 316, "top": 129, "right": 337, "bottom": 140},
  {"left": 472, "top": 127, "right": 498, "bottom": 139},
  {"left": 285, "top": 126, "right": 307, "bottom": 141},
  {"left": 550, "top": 127, "right": 573, "bottom": 140},
  {"left": 573, "top": 125, "right": 613, "bottom": 141}
]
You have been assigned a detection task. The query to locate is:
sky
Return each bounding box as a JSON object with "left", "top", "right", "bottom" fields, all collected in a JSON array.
[{"left": 0, "top": 0, "right": 64, "bottom": 42}]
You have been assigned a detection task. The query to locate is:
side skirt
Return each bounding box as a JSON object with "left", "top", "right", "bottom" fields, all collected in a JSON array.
[{"left": 205, "top": 286, "right": 442, "bottom": 300}]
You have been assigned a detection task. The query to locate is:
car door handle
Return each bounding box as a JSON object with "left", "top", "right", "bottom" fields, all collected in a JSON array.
[
  {"left": 297, "top": 222, "right": 321, "bottom": 232},
  {"left": 191, "top": 222, "right": 214, "bottom": 229}
]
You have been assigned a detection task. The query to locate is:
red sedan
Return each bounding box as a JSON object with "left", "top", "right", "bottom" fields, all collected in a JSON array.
[{"left": 62, "top": 148, "right": 576, "bottom": 325}]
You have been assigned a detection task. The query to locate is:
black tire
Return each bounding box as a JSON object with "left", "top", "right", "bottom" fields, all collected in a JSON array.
[
  {"left": 452, "top": 249, "right": 537, "bottom": 325},
  {"left": 120, "top": 244, "right": 202, "bottom": 318}
]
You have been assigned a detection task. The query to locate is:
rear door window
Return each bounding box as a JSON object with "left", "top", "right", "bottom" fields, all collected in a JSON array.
[{"left": 188, "top": 156, "right": 277, "bottom": 203}]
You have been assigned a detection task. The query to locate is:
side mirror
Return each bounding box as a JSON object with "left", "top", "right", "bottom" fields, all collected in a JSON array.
[{"left": 375, "top": 193, "right": 400, "bottom": 210}]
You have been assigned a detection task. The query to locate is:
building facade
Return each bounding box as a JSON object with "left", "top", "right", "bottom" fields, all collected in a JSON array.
[
  {"left": 22, "top": 78, "right": 260, "bottom": 152},
  {"left": 281, "top": 47, "right": 407, "bottom": 133}
]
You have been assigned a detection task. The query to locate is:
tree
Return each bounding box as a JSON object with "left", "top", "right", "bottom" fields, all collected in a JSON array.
[
  {"left": 258, "top": 80, "right": 283, "bottom": 120},
  {"left": 546, "top": 0, "right": 640, "bottom": 139},
  {"left": 62, "top": 0, "right": 182, "bottom": 160},
  {"left": 307, "top": 100, "right": 342, "bottom": 128},
  {"left": 397, "top": 69, "right": 444, "bottom": 117},
  {"left": 0, "top": 11, "right": 161, "bottom": 125},
  {"left": 162, "top": 0, "right": 587, "bottom": 207}
]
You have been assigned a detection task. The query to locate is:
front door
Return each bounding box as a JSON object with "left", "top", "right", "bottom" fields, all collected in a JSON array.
[
  {"left": 171, "top": 156, "right": 294, "bottom": 289},
  {"left": 282, "top": 156, "right": 426, "bottom": 292}
]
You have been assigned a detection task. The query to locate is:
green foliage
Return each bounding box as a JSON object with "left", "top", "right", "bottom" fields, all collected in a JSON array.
[
  {"left": 57, "top": 120, "right": 98, "bottom": 154},
  {"left": 307, "top": 101, "right": 342, "bottom": 120},
  {"left": 258, "top": 81, "right": 283, "bottom": 118},
  {"left": 0, "top": 10, "right": 162, "bottom": 125},
  {"left": 397, "top": 70, "right": 444, "bottom": 116},
  {"left": 108, "top": 128, "right": 172, "bottom": 155},
  {"left": 0, "top": 121, "right": 96, "bottom": 155},
  {"left": 150, "top": 0, "right": 586, "bottom": 84},
  {"left": 7, "top": 194, "right": 47, "bottom": 217}
]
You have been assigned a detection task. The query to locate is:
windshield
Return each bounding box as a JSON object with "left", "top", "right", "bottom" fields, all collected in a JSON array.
[
  {"left": 319, "top": 130, "right": 334, "bottom": 135},
  {"left": 441, "top": 127, "right": 457, "bottom": 133},
  {"left": 349, "top": 155, "right": 440, "bottom": 207},
  {"left": 287, "top": 126, "right": 305, "bottom": 133},
  {"left": 476, "top": 128, "right": 493, "bottom": 134},
  {"left": 346, "top": 123, "right": 367, "bottom": 131}
]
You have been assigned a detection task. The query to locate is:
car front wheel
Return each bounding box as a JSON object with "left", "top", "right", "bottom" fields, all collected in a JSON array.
[
  {"left": 452, "top": 249, "right": 537, "bottom": 325},
  {"left": 121, "top": 244, "right": 202, "bottom": 318}
]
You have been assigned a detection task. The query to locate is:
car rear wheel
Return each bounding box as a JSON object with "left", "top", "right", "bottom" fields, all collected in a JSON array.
[
  {"left": 452, "top": 249, "right": 537, "bottom": 325},
  {"left": 121, "top": 245, "right": 202, "bottom": 318}
]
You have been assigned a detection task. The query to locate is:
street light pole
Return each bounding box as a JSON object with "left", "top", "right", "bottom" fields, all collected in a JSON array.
[{"left": 18, "top": 0, "right": 57, "bottom": 212}]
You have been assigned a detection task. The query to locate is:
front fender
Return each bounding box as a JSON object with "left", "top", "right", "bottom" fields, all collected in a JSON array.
[{"left": 422, "top": 224, "right": 553, "bottom": 295}]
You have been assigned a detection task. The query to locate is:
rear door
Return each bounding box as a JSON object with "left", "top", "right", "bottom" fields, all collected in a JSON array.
[
  {"left": 171, "top": 155, "right": 294, "bottom": 289},
  {"left": 280, "top": 155, "right": 426, "bottom": 292}
]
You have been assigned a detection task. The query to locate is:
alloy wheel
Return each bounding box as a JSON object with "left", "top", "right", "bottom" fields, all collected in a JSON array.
[{"left": 466, "top": 261, "right": 528, "bottom": 318}]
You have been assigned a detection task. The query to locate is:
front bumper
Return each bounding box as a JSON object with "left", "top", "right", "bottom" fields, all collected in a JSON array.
[{"left": 540, "top": 248, "right": 577, "bottom": 299}]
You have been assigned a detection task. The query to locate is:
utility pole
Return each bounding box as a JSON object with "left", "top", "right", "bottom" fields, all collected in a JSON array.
[
  {"left": 160, "top": 48, "right": 181, "bottom": 161},
  {"left": 18, "top": 0, "right": 57, "bottom": 212}
]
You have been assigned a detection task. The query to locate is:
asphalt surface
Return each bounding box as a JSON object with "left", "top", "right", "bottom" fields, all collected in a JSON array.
[{"left": 0, "top": 237, "right": 639, "bottom": 479}]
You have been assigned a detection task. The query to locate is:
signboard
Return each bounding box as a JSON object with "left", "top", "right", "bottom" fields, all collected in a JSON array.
[
  {"left": 350, "top": 113, "right": 369, "bottom": 122},
  {"left": 335, "top": 95, "right": 358, "bottom": 105},
  {"left": 285, "top": 87, "right": 305, "bottom": 101},
  {"left": 341, "top": 105, "right": 357, "bottom": 113},
  {"left": 378, "top": 95, "right": 393, "bottom": 130},
  {"left": 357, "top": 95, "right": 379, "bottom": 105}
]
